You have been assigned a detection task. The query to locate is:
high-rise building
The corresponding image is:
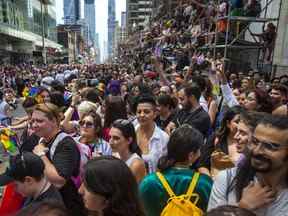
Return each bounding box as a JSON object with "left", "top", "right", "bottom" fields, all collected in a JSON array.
[
  {"left": 126, "top": 0, "right": 153, "bottom": 34},
  {"left": 152, "top": 0, "right": 161, "bottom": 17},
  {"left": 113, "top": 21, "right": 120, "bottom": 57},
  {"left": 120, "top": 12, "right": 127, "bottom": 43},
  {"left": 63, "top": 0, "right": 81, "bottom": 24},
  {"left": 121, "top": 11, "right": 127, "bottom": 28},
  {"left": 84, "top": 0, "right": 96, "bottom": 47},
  {"left": 95, "top": 32, "right": 101, "bottom": 63},
  {"left": 0, "top": 0, "right": 61, "bottom": 64},
  {"left": 108, "top": 0, "right": 116, "bottom": 58}
]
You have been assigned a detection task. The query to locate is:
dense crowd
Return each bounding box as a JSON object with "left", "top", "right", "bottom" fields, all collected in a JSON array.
[
  {"left": 0, "top": 0, "right": 286, "bottom": 216},
  {"left": 0, "top": 58, "right": 286, "bottom": 216},
  {"left": 118, "top": 0, "right": 276, "bottom": 75}
]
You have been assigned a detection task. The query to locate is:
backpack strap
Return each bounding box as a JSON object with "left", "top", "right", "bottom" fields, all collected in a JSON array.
[
  {"left": 156, "top": 172, "right": 176, "bottom": 198},
  {"left": 186, "top": 172, "right": 200, "bottom": 199},
  {"left": 49, "top": 132, "right": 69, "bottom": 159}
]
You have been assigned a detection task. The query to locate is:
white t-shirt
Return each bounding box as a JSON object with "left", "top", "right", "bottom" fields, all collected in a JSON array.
[{"left": 208, "top": 168, "right": 288, "bottom": 216}]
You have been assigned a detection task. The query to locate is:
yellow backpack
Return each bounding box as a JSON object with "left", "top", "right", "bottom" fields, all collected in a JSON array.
[{"left": 156, "top": 172, "right": 203, "bottom": 216}]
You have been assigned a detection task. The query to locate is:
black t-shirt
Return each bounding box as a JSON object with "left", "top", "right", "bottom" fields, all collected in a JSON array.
[
  {"left": 20, "top": 128, "right": 40, "bottom": 153},
  {"left": 46, "top": 133, "right": 86, "bottom": 216},
  {"left": 172, "top": 106, "right": 211, "bottom": 137},
  {"left": 23, "top": 185, "right": 64, "bottom": 207},
  {"left": 155, "top": 112, "right": 176, "bottom": 130}
]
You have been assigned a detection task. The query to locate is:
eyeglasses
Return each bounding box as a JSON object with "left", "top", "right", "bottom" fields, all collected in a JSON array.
[
  {"left": 250, "top": 136, "right": 288, "bottom": 152},
  {"left": 79, "top": 120, "right": 94, "bottom": 128}
]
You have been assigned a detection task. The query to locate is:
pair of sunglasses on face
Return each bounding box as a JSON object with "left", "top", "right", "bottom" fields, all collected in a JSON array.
[{"left": 79, "top": 120, "right": 94, "bottom": 128}]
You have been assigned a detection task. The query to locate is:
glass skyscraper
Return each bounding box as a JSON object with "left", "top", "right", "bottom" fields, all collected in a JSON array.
[
  {"left": 108, "top": 0, "right": 116, "bottom": 58},
  {"left": 84, "top": 0, "right": 96, "bottom": 47},
  {"left": 63, "top": 0, "right": 81, "bottom": 24}
]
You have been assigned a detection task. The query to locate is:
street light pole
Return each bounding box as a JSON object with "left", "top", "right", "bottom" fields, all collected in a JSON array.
[{"left": 40, "top": 1, "right": 47, "bottom": 64}]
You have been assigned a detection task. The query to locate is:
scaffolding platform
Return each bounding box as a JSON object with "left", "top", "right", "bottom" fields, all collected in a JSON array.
[
  {"left": 217, "top": 16, "right": 279, "bottom": 23},
  {"left": 196, "top": 0, "right": 283, "bottom": 76}
]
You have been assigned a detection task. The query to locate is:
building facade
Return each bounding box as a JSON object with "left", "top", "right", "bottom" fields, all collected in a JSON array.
[
  {"left": 84, "top": 0, "right": 96, "bottom": 47},
  {"left": 63, "top": 0, "right": 81, "bottom": 24},
  {"left": 108, "top": 0, "right": 116, "bottom": 58},
  {"left": 0, "top": 0, "right": 61, "bottom": 64},
  {"left": 121, "top": 11, "right": 127, "bottom": 28},
  {"left": 126, "top": 0, "right": 153, "bottom": 34}
]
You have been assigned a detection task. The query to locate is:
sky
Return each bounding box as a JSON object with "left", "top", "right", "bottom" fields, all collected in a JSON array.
[{"left": 56, "top": 0, "right": 126, "bottom": 62}]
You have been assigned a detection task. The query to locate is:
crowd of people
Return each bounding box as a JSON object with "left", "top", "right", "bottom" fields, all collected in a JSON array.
[
  {"left": 119, "top": 0, "right": 276, "bottom": 76},
  {"left": 0, "top": 0, "right": 286, "bottom": 216},
  {"left": 0, "top": 57, "right": 286, "bottom": 216}
]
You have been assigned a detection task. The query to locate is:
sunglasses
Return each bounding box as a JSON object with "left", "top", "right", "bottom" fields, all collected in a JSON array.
[{"left": 79, "top": 120, "right": 94, "bottom": 128}]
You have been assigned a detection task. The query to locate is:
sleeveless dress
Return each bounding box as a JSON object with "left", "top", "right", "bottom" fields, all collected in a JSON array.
[{"left": 125, "top": 153, "right": 142, "bottom": 167}]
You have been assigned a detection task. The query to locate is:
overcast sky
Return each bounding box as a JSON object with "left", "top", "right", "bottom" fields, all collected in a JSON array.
[{"left": 56, "top": 0, "right": 126, "bottom": 61}]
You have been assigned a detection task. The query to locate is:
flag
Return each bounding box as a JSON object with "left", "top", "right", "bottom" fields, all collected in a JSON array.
[
  {"left": 28, "top": 87, "right": 39, "bottom": 97},
  {"left": 0, "top": 128, "right": 18, "bottom": 155},
  {"left": 64, "top": 91, "right": 72, "bottom": 103}
]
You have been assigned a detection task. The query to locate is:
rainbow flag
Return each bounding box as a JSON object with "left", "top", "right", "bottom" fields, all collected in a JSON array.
[
  {"left": 22, "top": 87, "right": 43, "bottom": 103},
  {"left": 0, "top": 128, "right": 18, "bottom": 154},
  {"left": 28, "top": 87, "right": 40, "bottom": 97}
]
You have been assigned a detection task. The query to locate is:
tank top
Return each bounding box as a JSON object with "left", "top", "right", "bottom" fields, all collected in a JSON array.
[{"left": 125, "top": 153, "right": 142, "bottom": 167}]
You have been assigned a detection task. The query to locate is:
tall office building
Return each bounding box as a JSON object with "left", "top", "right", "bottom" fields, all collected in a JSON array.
[
  {"left": 120, "top": 12, "right": 127, "bottom": 43},
  {"left": 63, "top": 0, "right": 81, "bottom": 24},
  {"left": 95, "top": 33, "right": 100, "bottom": 63},
  {"left": 108, "top": 0, "right": 116, "bottom": 58},
  {"left": 84, "top": 0, "right": 96, "bottom": 47},
  {"left": 126, "top": 0, "right": 153, "bottom": 34},
  {"left": 121, "top": 11, "right": 127, "bottom": 28}
]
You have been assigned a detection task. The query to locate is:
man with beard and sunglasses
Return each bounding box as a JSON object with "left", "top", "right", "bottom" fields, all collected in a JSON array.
[
  {"left": 208, "top": 114, "right": 288, "bottom": 215},
  {"left": 165, "top": 83, "right": 211, "bottom": 137}
]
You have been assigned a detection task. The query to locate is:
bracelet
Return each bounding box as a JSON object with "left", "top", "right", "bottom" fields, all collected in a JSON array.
[{"left": 37, "top": 152, "right": 46, "bottom": 157}]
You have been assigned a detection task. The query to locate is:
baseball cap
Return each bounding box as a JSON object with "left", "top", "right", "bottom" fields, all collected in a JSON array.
[{"left": 0, "top": 152, "right": 45, "bottom": 186}]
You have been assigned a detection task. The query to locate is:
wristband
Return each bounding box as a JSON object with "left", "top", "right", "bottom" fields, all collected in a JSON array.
[{"left": 37, "top": 152, "right": 46, "bottom": 157}]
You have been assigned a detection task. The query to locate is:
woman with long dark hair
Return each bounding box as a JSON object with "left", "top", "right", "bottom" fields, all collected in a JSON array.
[
  {"left": 109, "top": 119, "right": 146, "bottom": 182},
  {"left": 140, "top": 125, "right": 212, "bottom": 216},
  {"left": 244, "top": 88, "right": 273, "bottom": 113},
  {"left": 198, "top": 106, "right": 245, "bottom": 177},
  {"left": 103, "top": 96, "right": 127, "bottom": 141},
  {"left": 79, "top": 156, "right": 145, "bottom": 216}
]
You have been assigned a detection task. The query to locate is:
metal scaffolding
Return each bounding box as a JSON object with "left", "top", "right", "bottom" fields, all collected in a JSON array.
[{"left": 198, "top": 0, "right": 283, "bottom": 76}]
